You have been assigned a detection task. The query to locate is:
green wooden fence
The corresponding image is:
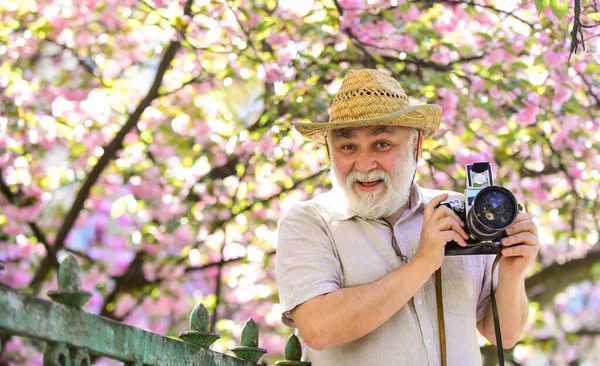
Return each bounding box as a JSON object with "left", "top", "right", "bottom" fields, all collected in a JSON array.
[{"left": 0, "top": 256, "right": 308, "bottom": 366}]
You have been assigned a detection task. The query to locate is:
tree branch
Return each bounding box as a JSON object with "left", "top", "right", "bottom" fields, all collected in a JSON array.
[
  {"left": 481, "top": 328, "right": 600, "bottom": 366},
  {"left": 157, "top": 74, "right": 211, "bottom": 97},
  {"left": 0, "top": 169, "right": 58, "bottom": 269},
  {"left": 333, "top": 0, "right": 486, "bottom": 78},
  {"left": 432, "top": 0, "right": 535, "bottom": 28},
  {"left": 526, "top": 250, "right": 600, "bottom": 308},
  {"left": 228, "top": 169, "right": 328, "bottom": 218},
  {"left": 577, "top": 71, "right": 600, "bottom": 106},
  {"left": 45, "top": 38, "right": 109, "bottom": 87},
  {"left": 210, "top": 239, "right": 226, "bottom": 333},
  {"left": 99, "top": 251, "right": 149, "bottom": 319},
  {"left": 28, "top": 0, "right": 195, "bottom": 293},
  {"left": 96, "top": 170, "right": 325, "bottom": 322},
  {"left": 569, "top": 0, "right": 584, "bottom": 62},
  {"left": 185, "top": 250, "right": 276, "bottom": 273}
]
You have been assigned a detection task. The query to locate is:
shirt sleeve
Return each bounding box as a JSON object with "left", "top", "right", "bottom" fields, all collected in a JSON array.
[
  {"left": 275, "top": 203, "right": 343, "bottom": 328},
  {"left": 476, "top": 254, "right": 500, "bottom": 322}
]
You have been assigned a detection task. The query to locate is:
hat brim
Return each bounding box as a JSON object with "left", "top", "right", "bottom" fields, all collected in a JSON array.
[{"left": 293, "top": 104, "right": 441, "bottom": 143}]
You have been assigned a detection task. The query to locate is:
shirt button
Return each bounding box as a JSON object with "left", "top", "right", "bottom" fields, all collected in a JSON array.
[
  {"left": 416, "top": 298, "right": 423, "bottom": 305},
  {"left": 427, "top": 338, "right": 433, "bottom": 345}
]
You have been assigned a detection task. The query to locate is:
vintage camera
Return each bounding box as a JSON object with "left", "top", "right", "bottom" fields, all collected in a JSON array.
[{"left": 441, "top": 162, "right": 521, "bottom": 256}]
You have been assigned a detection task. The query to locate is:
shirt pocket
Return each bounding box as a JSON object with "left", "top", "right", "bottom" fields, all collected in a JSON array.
[{"left": 440, "top": 266, "right": 479, "bottom": 316}]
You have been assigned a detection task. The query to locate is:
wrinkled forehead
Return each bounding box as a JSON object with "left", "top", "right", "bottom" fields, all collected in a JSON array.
[{"left": 328, "top": 125, "right": 407, "bottom": 141}]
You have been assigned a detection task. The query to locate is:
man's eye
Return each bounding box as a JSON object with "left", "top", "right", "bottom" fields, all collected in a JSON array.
[
  {"left": 376, "top": 141, "right": 390, "bottom": 148},
  {"left": 341, "top": 145, "right": 355, "bottom": 150}
]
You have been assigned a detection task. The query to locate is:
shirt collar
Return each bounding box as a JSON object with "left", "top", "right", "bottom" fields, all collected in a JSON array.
[{"left": 327, "top": 182, "right": 426, "bottom": 222}]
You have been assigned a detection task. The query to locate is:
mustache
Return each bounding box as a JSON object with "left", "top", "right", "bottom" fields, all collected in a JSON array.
[{"left": 345, "top": 169, "right": 389, "bottom": 184}]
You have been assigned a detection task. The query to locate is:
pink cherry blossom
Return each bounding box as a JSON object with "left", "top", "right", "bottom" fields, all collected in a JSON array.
[
  {"left": 405, "top": 5, "right": 421, "bottom": 22},
  {"left": 543, "top": 50, "right": 565, "bottom": 69},
  {"left": 266, "top": 32, "right": 290, "bottom": 47},
  {"left": 174, "top": 225, "right": 196, "bottom": 246},
  {"left": 437, "top": 88, "right": 459, "bottom": 124},
  {"left": 338, "top": 0, "right": 368, "bottom": 10},
  {"left": 552, "top": 83, "right": 573, "bottom": 107},
  {"left": 514, "top": 105, "right": 538, "bottom": 127},
  {"left": 391, "top": 35, "right": 417, "bottom": 53},
  {"left": 1, "top": 1, "right": 598, "bottom": 363},
  {"left": 486, "top": 48, "right": 516, "bottom": 65}
]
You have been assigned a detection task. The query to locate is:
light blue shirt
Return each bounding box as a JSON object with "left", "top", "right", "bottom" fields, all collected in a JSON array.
[{"left": 276, "top": 183, "right": 498, "bottom": 365}]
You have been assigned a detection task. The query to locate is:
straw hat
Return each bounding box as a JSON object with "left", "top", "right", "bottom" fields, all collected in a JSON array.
[{"left": 294, "top": 69, "right": 442, "bottom": 143}]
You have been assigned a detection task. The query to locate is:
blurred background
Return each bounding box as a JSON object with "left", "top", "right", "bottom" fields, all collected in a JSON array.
[{"left": 0, "top": 0, "right": 599, "bottom": 364}]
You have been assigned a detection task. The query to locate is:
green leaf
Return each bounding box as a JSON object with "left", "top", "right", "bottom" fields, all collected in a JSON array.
[
  {"left": 550, "top": 0, "right": 569, "bottom": 22},
  {"left": 587, "top": 12, "right": 600, "bottom": 21},
  {"left": 359, "top": 14, "right": 374, "bottom": 24},
  {"left": 535, "top": 0, "right": 550, "bottom": 14}
]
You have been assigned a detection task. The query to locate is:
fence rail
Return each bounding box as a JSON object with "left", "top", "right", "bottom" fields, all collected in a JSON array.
[{"left": 0, "top": 255, "right": 308, "bottom": 366}]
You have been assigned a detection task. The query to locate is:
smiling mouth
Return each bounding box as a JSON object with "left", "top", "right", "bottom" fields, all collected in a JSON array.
[{"left": 357, "top": 179, "right": 383, "bottom": 188}]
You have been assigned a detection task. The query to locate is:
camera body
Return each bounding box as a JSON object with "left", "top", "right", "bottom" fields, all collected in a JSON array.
[{"left": 441, "top": 162, "right": 521, "bottom": 256}]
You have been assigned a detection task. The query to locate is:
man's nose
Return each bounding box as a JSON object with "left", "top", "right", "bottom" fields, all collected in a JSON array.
[{"left": 353, "top": 150, "right": 378, "bottom": 172}]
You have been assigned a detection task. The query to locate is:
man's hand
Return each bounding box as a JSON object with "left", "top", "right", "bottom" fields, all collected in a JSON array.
[
  {"left": 499, "top": 212, "right": 540, "bottom": 278},
  {"left": 414, "top": 193, "right": 469, "bottom": 272}
]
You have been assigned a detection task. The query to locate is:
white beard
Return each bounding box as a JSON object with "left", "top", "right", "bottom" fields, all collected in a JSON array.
[{"left": 330, "top": 151, "right": 417, "bottom": 219}]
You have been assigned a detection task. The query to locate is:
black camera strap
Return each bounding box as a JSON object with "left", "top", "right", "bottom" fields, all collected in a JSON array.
[
  {"left": 490, "top": 253, "right": 505, "bottom": 365},
  {"left": 435, "top": 253, "right": 505, "bottom": 366}
]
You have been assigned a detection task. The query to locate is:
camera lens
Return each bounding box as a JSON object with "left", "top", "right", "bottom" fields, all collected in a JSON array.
[{"left": 467, "top": 186, "right": 518, "bottom": 241}]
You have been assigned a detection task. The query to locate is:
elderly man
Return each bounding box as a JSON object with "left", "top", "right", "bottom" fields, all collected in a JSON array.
[{"left": 275, "top": 69, "right": 539, "bottom": 365}]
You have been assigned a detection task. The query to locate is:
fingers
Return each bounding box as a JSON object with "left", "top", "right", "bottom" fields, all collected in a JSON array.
[
  {"left": 506, "top": 213, "right": 538, "bottom": 236},
  {"left": 432, "top": 205, "right": 464, "bottom": 226},
  {"left": 501, "top": 243, "right": 538, "bottom": 258},
  {"left": 424, "top": 193, "right": 449, "bottom": 221},
  {"left": 511, "top": 212, "right": 533, "bottom": 224},
  {"left": 442, "top": 231, "right": 468, "bottom": 247},
  {"left": 501, "top": 232, "right": 538, "bottom": 247},
  {"left": 435, "top": 217, "right": 469, "bottom": 240}
]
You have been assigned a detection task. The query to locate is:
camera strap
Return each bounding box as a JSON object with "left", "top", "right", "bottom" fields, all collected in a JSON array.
[
  {"left": 490, "top": 254, "right": 505, "bottom": 365},
  {"left": 434, "top": 268, "right": 447, "bottom": 366},
  {"left": 435, "top": 253, "right": 504, "bottom": 366}
]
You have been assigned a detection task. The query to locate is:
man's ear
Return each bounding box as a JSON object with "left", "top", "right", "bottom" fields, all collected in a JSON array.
[{"left": 413, "top": 130, "right": 423, "bottom": 162}]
